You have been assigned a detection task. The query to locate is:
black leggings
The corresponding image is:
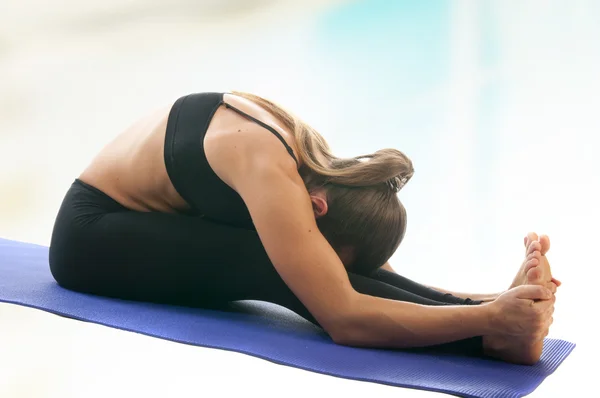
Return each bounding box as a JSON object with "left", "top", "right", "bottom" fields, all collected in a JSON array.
[{"left": 49, "top": 179, "right": 483, "bottom": 353}]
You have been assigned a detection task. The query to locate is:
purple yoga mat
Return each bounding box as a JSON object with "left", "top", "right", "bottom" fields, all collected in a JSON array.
[{"left": 0, "top": 238, "right": 575, "bottom": 398}]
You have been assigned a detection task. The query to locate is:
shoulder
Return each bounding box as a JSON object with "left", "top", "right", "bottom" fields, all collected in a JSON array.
[{"left": 204, "top": 93, "right": 301, "bottom": 190}]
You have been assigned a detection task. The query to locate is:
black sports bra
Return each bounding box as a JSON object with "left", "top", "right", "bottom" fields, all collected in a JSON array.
[{"left": 164, "top": 92, "right": 297, "bottom": 230}]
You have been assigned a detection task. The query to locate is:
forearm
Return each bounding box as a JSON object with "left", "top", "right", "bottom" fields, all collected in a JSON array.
[{"left": 334, "top": 294, "right": 493, "bottom": 348}]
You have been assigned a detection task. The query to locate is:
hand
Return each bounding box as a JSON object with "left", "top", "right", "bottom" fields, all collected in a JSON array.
[
  {"left": 551, "top": 277, "right": 562, "bottom": 287},
  {"left": 545, "top": 277, "right": 562, "bottom": 294},
  {"left": 489, "top": 285, "right": 555, "bottom": 340},
  {"left": 546, "top": 281, "right": 558, "bottom": 294}
]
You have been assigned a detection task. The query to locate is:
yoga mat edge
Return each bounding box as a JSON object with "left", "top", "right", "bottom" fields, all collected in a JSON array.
[{"left": 0, "top": 238, "right": 575, "bottom": 398}]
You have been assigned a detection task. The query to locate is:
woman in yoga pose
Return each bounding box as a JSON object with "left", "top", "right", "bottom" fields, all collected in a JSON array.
[{"left": 49, "top": 92, "right": 560, "bottom": 365}]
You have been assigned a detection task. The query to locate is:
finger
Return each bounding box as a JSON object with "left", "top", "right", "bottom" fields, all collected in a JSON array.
[
  {"left": 515, "top": 284, "right": 553, "bottom": 300},
  {"left": 551, "top": 277, "right": 562, "bottom": 287},
  {"left": 546, "top": 282, "right": 557, "bottom": 294},
  {"left": 539, "top": 305, "right": 555, "bottom": 322},
  {"left": 540, "top": 294, "right": 556, "bottom": 308},
  {"left": 538, "top": 323, "right": 552, "bottom": 340},
  {"left": 543, "top": 302, "right": 555, "bottom": 317},
  {"left": 532, "top": 300, "right": 554, "bottom": 315}
]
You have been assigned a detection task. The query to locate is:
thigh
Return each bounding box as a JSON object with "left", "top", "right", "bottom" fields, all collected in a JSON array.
[
  {"left": 48, "top": 182, "right": 320, "bottom": 319},
  {"left": 50, "top": 206, "right": 285, "bottom": 307}
]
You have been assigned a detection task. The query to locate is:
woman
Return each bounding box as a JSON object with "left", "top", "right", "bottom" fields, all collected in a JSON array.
[{"left": 49, "top": 91, "right": 559, "bottom": 365}]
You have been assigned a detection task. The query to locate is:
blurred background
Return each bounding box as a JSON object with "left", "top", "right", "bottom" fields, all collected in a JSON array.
[{"left": 0, "top": 0, "right": 598, "bottom": 393}]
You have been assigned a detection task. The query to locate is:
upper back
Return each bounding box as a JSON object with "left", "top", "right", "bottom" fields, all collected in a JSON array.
[
  {"left": 79, "top": 93, "right": 302, "bottom": 220},
  {"left": 203, "top": 93, "right": 301, "bottom": 190}
]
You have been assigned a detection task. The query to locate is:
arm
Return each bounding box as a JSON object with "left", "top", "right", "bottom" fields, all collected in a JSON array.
[
  {"left": 206, "top": 125, "right": 495, "bottom": 348},
  {"left": 239, "top": 163, "right": 493, "bottom": 347},
  {"left": 381, "top": 262, "right": 500, "bottom": 302}
]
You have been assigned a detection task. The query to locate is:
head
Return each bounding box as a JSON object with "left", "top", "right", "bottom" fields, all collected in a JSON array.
[
  {"left": 303, "top": 155, "right": 412, "bottom": 274},
  {"left": 232, "top": 91, "right": 414, "bottom": 274}
]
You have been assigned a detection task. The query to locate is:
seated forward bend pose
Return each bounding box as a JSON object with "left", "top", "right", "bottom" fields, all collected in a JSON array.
[{"left": 49, "top": 92, "right": 561, "bottom": 365}]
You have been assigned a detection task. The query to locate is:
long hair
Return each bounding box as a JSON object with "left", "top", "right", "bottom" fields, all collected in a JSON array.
[{"left": 233, "top": 91, "right": 414, "bottom": 273}]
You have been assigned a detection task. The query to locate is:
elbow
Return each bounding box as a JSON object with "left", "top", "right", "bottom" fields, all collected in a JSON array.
[
  {"left": 322, "top": 294, "right": 397, "bottom": 348},
  {"left": 330, "top": 329, "right": 360, "bottom": 346},
  {"left": 322, "top": 307, "right": 367, "bottom": 347},
  {"left": 328, "top": 320, "right": 370, "bottom": 347}
]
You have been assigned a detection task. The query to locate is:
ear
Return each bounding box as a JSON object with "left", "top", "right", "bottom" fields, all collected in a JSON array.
[{"left": 310, "top": 191, "right": 328, "bottom": 218}]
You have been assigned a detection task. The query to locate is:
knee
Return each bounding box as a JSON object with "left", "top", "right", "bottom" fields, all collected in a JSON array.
[{"left": 48, "top": 242, "right": 82, "bottom": 290}]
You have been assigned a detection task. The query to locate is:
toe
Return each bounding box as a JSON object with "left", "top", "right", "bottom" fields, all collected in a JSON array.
[
  {"left": 525, "top": 258, "right": 540, "bottom": 273},
  {"left": 527, "top": 266, "right": 543, "bottom": 284},
  {"left": 526, "top": 232, "right": 539, "bottom": 247},
  {"left": 527, "top": 241, "right": 542, "bottom": 255},
  {"left": 527, "top": 250, "right": 542, "bottom": 260},
  {"left": 539, "top": 235, "right": 551, "bottom": 255}
]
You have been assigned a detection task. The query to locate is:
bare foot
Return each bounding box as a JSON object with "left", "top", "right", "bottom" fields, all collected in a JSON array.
[
  {"left": 530, "top": 233, "right": 553, "bottom": 283},
  {"left": 483, "top": 235, "right": 553, "bottom": 365},
  {"left": 520, "top": 232, "right": 556, "bottom": 289},
  {"left": 510, "top": 236, "right": 546, "bottom": 289},
  {"left": 536, "top": 234, "right": 562, "bottom": 288},
  {"left": 530, "top": 233, "right": 551, "bottom": 256}
]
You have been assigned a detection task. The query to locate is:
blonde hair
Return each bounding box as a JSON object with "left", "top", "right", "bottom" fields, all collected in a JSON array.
[
  {"left": 232, "top": 91, "right": 414, "bottom": 272},
  {"left": 232, "top": 91, "right": 414, "bottom": 192}
]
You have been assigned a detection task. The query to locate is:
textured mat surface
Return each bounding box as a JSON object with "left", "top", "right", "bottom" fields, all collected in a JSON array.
[{"left": 0, "top": 238, "right": 575, "bottom": 398}]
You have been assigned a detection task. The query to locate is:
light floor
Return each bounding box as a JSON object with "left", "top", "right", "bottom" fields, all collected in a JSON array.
[{"left": 0, "top": 301, "right": 585, "bottom": 398}]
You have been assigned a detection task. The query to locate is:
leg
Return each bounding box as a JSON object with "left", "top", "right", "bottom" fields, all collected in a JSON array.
[
  {"left": 50, "top": 181, "right": 481, "bottom": 354},
  {"left": 49, "top": 181, "right": 300, "bottom": 310},
  {"left": 51, "top": 204, "right": 476, "bottom": 318},
  {"left": 367, "top": 269, "right": 480, "bottom": 305}
]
